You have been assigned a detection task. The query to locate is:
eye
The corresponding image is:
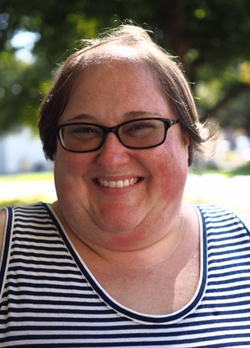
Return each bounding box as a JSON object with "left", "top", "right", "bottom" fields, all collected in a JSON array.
[
  {"left": 71, "top": 126, "right": 98, "bottom": 134},
  {"left": 64, "top": 124, "right": 103, "bottom": 140},
  {"left": 130, "top": 123, "right": 153, "bottom": 130},
  {"left": 123, "top": 121, "right": 158, "bottom": 134}
]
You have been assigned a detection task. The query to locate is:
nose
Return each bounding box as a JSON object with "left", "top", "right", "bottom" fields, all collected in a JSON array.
[{"left": 96, "top": 133, "right": 131, "bottom": 170}]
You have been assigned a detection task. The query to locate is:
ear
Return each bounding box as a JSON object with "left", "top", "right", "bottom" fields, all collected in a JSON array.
[
  {"left": 182, "top": 131, "right": 190, "bottom": 147},
  {"left": 182, "top": 132, "right": 190, "bottom": 165}
]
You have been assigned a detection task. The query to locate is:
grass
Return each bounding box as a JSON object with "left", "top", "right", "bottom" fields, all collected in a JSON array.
[
  {"left": 0, "top": 171, "right": 55, "bottom": 208},
  {"left": 0, "top": 171, "right": 54, "bottom": 182},
  {"left": 225, "top": 162, "right": 250, "bottom": 176},
  {"left": 0, "top": 199, "right": 34, "bottom": 208},
  {"left": 191, "top": 162, "right": 250, "bottom": 177}
]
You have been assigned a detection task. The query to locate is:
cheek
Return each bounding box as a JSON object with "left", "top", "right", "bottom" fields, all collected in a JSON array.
[
  {"left": 55, "top": 150, "right": 90, "bottom": 176},
  {"left": 149, "top": 144, "right": 188, "bottom": 196},
  {"left": 54, "top": 153, "right": 93, "bottom": 214},
  {"left": 54, "top": 151, "right": 91, "bottom": 198}
]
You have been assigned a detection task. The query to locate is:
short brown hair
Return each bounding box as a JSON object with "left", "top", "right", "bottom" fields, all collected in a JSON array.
[{"left": 39, "top": 24, "right": 215, "bottom": 165}]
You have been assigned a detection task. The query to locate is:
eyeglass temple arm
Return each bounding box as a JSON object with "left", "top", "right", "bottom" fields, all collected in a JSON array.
[{"left": 171, "top": 120, "right": 179, "bottom": 125}]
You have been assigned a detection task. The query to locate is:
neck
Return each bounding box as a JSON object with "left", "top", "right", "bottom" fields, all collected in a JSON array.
[{"left": 51, "top": 200, "right": 198, "bottom": 270}]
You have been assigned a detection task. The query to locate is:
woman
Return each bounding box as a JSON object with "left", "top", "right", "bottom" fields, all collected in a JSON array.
[{"left": 0, "top": 24, "right": 250, "bottom": 347}]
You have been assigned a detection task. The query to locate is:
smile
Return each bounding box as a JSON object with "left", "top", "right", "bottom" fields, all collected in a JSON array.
[{"left": 97, "top": 178, "right": 140, "bottom": 188}]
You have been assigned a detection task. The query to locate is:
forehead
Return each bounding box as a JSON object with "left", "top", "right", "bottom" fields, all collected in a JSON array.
[
  {"left": 62, "top": 61, "right": 170, "bottom": 121},
  {"left": 70, "top": 59, "right": 163, "bottom": 102}
]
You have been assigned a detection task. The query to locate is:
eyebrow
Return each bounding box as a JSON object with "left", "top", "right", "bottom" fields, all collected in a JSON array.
[
  {"left": 124, "top": 111, "right": 162, "bottom": 119},
  {"left": 67, "top": 111, "right": 163, "bottom": 123},
  {"left": 67, "top": 114, "right": 97, "bottom": 122}
]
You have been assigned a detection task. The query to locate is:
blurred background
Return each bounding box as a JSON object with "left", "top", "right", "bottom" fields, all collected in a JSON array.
[{"left": 0, "top": 0, "right": 249, "bottom": 212}]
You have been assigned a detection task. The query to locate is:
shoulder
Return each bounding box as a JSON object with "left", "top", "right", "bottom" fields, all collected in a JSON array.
[
  {"left": 0, "top": 208, "right": 7, "bottom": 258},
  {"left": 196, "top": 204, "right": 248, "bottom": 221},
  {"left": 197, "top": 204, "right": 250, "bottom": 230}
]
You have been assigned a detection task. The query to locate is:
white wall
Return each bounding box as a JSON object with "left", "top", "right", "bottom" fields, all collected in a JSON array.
[{"left": 0, "top": 127, "right": 50, "bottom": 174}]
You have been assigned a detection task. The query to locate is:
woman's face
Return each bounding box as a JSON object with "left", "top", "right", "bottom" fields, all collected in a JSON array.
[{"left": 53, "top": 61, "right": 189, "bottom": 249}]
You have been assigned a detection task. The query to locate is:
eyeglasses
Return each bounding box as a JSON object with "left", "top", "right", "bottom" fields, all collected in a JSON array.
[{"left": 54, "top": 117, "right": 179, "bottom": 153}]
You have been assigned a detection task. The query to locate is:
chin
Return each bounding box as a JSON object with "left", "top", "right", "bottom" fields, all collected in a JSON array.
[{"left": 96, "top": 214, "right": 142, "bottom": 235}]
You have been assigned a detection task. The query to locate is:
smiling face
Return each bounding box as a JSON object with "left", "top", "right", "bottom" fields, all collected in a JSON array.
[{"left": 53, "top": 61, "right": 189, "bottom": 250}]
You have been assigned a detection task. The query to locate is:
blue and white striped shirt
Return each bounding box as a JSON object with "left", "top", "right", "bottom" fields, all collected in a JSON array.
[{"left": 0, "top": 203, "right": 250, "bottom": 347}]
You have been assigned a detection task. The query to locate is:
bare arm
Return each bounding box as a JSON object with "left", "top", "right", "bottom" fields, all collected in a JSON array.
[{"left": 0, "top": 209, "right": 6, "bottom": 259}]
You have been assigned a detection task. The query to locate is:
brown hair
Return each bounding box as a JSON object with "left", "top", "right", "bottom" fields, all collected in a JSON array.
[{"left": 39, "top": 24, "right": 215, "bottom": 165}]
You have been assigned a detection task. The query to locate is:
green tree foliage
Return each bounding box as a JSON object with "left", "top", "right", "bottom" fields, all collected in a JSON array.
[{"left": 1, "top": 0, "right": 250, "bottom": 133}]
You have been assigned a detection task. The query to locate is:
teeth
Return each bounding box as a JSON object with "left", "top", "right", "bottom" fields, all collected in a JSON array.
[
  {"left": 116, "top": 180, "right": 123, "bottom": 188},
  {"left": 109, "top": 181, "right": 116, "bottom": 188},
  {"left": 124, "top": 179, "right": 130, "bottom": 187},
  {"left": 97, "top": 178, "right": 139, "bottom": 188}
]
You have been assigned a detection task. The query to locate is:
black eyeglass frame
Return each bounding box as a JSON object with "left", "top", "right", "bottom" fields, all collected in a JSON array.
[{"left": 54, "top": 117, "right": 179, "bottom": 153}]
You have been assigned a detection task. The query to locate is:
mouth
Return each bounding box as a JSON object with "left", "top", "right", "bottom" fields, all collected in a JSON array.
[{"left": 96, "top": 177, "right": 142, "bottom": 188}]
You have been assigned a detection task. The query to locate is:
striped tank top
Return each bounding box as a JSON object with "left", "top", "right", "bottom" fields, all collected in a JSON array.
[{"left": 0, "top": 202, "right": 250, "bottom": 347}]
